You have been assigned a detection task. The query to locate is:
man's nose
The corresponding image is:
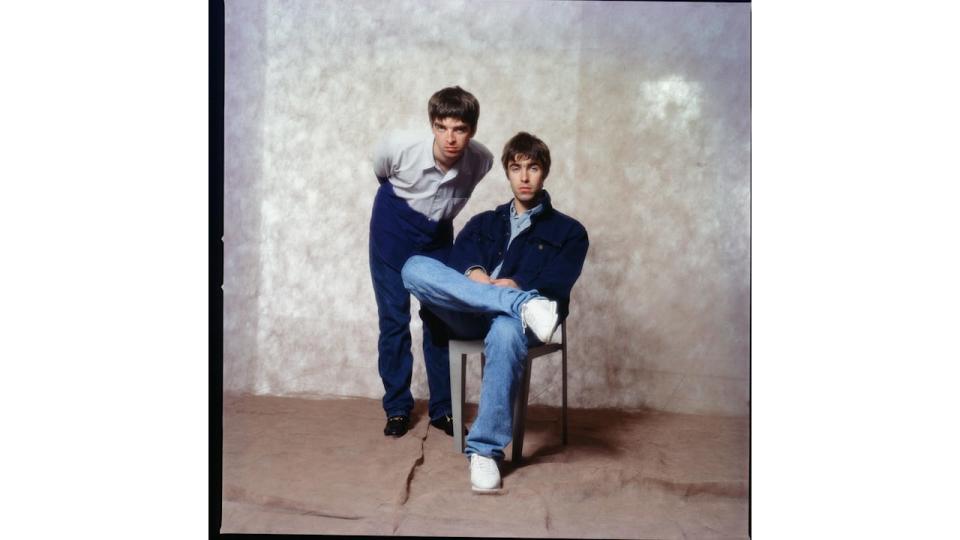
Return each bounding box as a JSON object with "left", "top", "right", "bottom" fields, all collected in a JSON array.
[{"left": 446, "top": 131, "right": 456, "bottom": 143}]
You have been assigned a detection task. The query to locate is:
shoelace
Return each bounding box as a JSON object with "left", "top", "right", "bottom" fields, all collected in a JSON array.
[{"left": 472, "top": 455, "right": 496, "bottom": 472}]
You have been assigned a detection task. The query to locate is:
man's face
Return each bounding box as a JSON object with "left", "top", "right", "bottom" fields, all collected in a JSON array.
[
  {"left": 431, "top": 117, "right": 474, "bottom": 164},
  {"left": 506, "top": 155, "right": 546, "bottom": 209}
]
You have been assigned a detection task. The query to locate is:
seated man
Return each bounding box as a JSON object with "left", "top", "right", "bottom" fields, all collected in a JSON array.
[{"left": 400, "top": 132, "right": 589, "bottom": 492}]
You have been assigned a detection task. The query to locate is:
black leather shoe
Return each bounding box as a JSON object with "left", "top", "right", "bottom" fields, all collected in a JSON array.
[
  {"left": 384, "top": 415, "right": 410, "bottom": 437},
  {"left": 430, "top": 415, "right": 467, "bottom": 437}
]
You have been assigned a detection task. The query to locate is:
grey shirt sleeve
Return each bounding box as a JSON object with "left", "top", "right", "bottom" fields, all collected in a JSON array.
[{"left": 372, "top": 135, "right": 394, "bottom": 180}]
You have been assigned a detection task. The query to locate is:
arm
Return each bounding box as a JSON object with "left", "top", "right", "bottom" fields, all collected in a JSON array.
[
  {"left": 372, "top": 135, "right": 394, "bottom": 183},
  {"left": 449, "top": 214, "right": 490, "bottom": 275}
]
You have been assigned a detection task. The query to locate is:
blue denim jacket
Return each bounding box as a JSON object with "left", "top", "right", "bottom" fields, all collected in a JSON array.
[{"left": 448, "top": 191, "right": 589, "bottom": 320}]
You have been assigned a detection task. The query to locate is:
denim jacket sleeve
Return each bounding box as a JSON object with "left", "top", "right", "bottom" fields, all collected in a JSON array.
[{"left": 449, "top": 214, "right": 489, "bottom": 274}]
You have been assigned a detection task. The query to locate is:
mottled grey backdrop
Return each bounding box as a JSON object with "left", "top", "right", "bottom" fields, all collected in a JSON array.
[{"left": 224, "top": 0, "right": 750, "bottom": 416}]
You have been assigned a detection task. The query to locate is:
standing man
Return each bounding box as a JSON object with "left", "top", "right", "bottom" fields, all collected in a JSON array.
[
  {"left": 400, "top": 132, "right": 589, "bottom": 491},
  {"left": 370, "top": 86, "right": 494, "bottom": 438}
]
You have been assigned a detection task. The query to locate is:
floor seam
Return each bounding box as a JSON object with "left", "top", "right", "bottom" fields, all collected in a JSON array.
[
  {"left": 539, "top": 488, "right": 552, "bottom": 533},
  {"left": 392, "top": 423, "right": 429, "bottom": 534},
  {"left": 222, "top": 484, "right": 363, "bottom": 520}
]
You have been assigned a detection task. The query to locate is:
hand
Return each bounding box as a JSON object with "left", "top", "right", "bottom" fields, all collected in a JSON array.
[
  {"left": 490, "top": 278, "right": 519, "bottom": 289},
  {"left": 468, "top": 268, "right": 493, "bottom": 284}
]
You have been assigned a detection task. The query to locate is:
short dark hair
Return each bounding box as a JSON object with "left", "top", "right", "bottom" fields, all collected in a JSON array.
[
  {"left": 428, "top": 86, "right": 480, "bottom": 133},
  {"left": 501, "top": 132, "right": 551, "bottom": 179}
]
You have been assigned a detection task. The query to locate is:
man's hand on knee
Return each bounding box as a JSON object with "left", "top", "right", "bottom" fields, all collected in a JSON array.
[{"left": 491, "top": 278, "right": 519, "bottom": 289}]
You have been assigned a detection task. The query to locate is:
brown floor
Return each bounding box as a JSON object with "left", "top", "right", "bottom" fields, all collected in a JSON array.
[{"left": 221, "top": 393, "right": 749, "bottom": 538}]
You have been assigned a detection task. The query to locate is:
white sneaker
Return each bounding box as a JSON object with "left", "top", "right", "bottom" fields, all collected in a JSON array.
[
  {"left": 520, "top": 297, "right": 559, "bottom": 343},
  {"left": 469, "top": 454, "right": 501, "bottom": 492}
]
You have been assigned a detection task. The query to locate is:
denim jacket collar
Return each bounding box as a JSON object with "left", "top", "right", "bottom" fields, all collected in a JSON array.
[{"left": 495, "top": 190, "right": 554, "bottom": 222}]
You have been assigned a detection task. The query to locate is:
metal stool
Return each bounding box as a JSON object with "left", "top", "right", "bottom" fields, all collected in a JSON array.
[{"left": 448, "top": 322, "right": 568, "bottom": 463}]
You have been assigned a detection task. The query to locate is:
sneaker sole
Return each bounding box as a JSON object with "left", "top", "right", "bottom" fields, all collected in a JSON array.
[
  {"left": 543, "top": 323, "right": 559, "bottom": 343},
  {"left": 471, "top": 485, "right": 502, "bottom": 493},
  {"left": 536, "top": 323, "right": 558, "bottom": 344}
]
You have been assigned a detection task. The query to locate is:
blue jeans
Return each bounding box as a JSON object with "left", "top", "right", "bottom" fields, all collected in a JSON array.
[
  {"left": 369, "top": 245, "right": 452, "bottom": 422},
  {"left": 401, "top": 255, "right": 542, "bottom": 460}
]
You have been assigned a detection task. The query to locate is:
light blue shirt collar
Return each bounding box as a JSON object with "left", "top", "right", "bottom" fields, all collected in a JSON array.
[{"left": 489, "top": 200, "right": 543, "bottom": 279}]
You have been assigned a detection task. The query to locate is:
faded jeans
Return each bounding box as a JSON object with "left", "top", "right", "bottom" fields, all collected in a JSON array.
[{"left": 400, "top": 254, "right": 542, "bottom": 460}]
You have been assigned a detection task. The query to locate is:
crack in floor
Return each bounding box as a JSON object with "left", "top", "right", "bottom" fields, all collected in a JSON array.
[
  {"left": 223, "top": 484, "right": 363, "bottom": 520},
  {"left": 645, "top": 478, "right": 748, "bottom": 499},
  {"left": 391, "top": 422, "right": 430, "bottom": 534},
  {"left": 525, "top": 485, "right": 552, "bottom": 533}
]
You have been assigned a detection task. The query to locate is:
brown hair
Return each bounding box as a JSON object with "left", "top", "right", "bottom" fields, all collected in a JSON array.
[
  {"left": 428, "top": 86, "right": 480, "bottom": 133},
  {"left": 501, "top": 132, "right": 551, "bottom": 179}
]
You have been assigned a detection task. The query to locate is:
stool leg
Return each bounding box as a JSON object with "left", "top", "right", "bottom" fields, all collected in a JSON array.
[
  {"left": 450, "top": 345, "right": 466, "bottom": 454},
  {"left": 561, "top": 326, "right": 568, "bottom": 445},
  {"left": 511, "top": 354, "right": 534, "bottom": 463}
]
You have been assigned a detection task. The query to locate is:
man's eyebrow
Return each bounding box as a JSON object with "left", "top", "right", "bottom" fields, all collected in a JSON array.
[{"left": 508, "top": 156, "right": 539, "bottom": 166}]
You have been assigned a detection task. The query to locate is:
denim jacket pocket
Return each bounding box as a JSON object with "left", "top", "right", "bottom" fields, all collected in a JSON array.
[{"left": 518, "top": 235, "right": 560, "bottom": 275}]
